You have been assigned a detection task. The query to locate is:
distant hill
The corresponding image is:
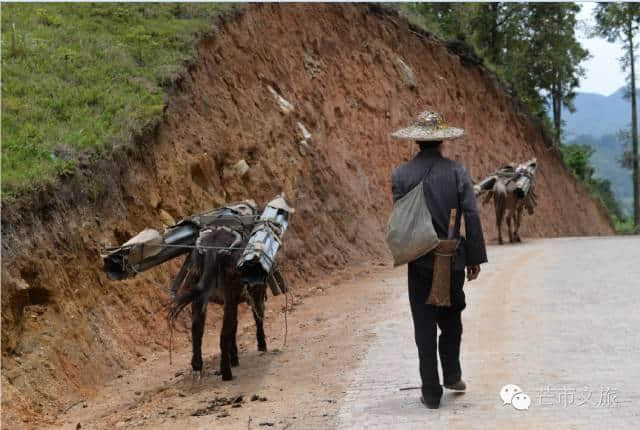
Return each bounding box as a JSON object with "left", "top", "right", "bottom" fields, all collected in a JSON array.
[
  {"left": 563, "top": 87, "right": 639, "bottom": 138},
  {"left": 563, "top": 86, "right": 637, "bottom": 217}
]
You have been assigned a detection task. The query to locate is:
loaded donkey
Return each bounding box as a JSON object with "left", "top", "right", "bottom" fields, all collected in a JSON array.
[{"left": 169, "top": 199, "right": 290, "bottom": 380}]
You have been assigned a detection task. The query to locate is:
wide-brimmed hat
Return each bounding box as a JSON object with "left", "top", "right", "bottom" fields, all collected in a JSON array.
[{"left": 391, "top": 111, "right": 465, "bottom": 141}]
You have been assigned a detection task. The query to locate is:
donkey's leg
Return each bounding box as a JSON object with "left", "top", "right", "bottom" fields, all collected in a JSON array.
[
  {"left": 191, "top": 300, "right": 207, "bottom": 375},
  {"left": 220, "top": 289, "right": 238, "bottom": 381},
  {"left": 251, "top": 287, "right": 267, "bottom": 352},
  {"left": 495, "top": 205, "right": 504, "bottom": 245},
  {"left": 494, "top": 184, "right": 506, "bottom": 245},
  {"left": 506, "top": 212, "right": 514, "bottom": 243},
  {"left": 514, "top": 207, "right": 523, "bottom": 242},
  {"left": 230, "top": 312, "right": 239, "bottom": 367}
]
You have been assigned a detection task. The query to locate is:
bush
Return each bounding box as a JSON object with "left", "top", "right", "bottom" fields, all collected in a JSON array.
[{"left": 560, "top": 142, "right": 627, "bottom": 228}]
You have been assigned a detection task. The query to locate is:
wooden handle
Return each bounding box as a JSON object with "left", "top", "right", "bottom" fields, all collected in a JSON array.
[{"left": 447, "top": 209, "right": 457, "bottom": 239}]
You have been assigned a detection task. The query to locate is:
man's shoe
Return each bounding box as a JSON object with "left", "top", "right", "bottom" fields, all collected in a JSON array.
[
  {"left": 420, "top": 396, "right": 440, "bottom": 409},
  {"left": 444, "top": 380, "right": 466, "bottom": 391}
]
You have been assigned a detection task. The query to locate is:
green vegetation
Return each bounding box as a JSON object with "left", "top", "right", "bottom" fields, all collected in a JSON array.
[
  {"left": 593, "top": 2, "right": 640, "bottom": 231},
  {"left": 613, "top": 217, "right": 636, "bottom": 235},
  {"left": 2, "top": 3, "right": 227, "bottom": 197},
  {"left": 560, "top": 142, "right": 630, "bottom": 232},
  {"left": 568, "top": 133, "right": 633, "bottom": 216},
  {"left": 395, "top": 3, "right": 588, "bottom": 145}
]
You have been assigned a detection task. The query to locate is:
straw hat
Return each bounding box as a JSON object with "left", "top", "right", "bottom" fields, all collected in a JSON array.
[{"left": 391, "top": 111, "right": 465, "bottom": 141}]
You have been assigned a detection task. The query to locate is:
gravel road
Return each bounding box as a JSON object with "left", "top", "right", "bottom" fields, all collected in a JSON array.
[
  {"left": 50, "top": 237, "right": 639, "bottom": 429},
  {"left": 337, "top": 236, "right": 640, "bottom": 429}
]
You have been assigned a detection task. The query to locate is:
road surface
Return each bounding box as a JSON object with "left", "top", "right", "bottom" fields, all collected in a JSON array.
[{"left": 52, "top": 237, "right": 640, "bottom": 429}]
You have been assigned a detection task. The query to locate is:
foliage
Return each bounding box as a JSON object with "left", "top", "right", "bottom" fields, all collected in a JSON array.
[
  {"left": 401, "top": 3, "right": 473, "bottom": 42},
  {"left": 396, "top": 3, "right": 588, "bottom": 142},
  {"left": 589, "top": 177, "right": 625, "bottom": 222},
  {"left": 593, "top": 2, "right": 640, "bottom": 229},
  {"left": 561, "top": 142, "right": 626, "bottom": 223},
  {"left": 1, "top": 3, "right": 227, "bottom": 197},
  {"left": 593, "top": 3, "right": 640, "bottom": 52},
  {"left": 568, "top": 133, "right": 633, "bottom": 216},
  {"left": 613, "top": 216, "right": 636, "bottom": 234},
  {"left": 526, "top": 4, "right": 588, "bottom": 144},
  {"left": 560, "top": 143, "right": 595, "bottom": 182}
]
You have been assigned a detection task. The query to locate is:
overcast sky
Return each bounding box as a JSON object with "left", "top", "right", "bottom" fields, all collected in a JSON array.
[{"left": 576, "top": 2, "right": 629, "bottom": 96}]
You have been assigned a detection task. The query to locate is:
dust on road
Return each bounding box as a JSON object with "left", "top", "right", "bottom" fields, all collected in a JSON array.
[{"left": 50, "top": 237, "right": 639, "bottom": 429}]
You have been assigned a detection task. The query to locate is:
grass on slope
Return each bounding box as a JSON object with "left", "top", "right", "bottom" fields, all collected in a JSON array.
[{"left": 1, "top": 3, "right": 227, "bottom": 198}]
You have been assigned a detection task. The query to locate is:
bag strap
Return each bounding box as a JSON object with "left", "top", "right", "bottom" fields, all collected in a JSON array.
[
  {"left": 419, "top": 160, "right": 438, "bottom": 186},
  {"left": 422, "top": 160, "right": 462, "bottom": 242}
]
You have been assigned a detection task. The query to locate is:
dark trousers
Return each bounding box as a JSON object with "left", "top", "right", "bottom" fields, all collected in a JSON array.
[{"left": 408, "top": 264, "right": 466, "bottom": 401}]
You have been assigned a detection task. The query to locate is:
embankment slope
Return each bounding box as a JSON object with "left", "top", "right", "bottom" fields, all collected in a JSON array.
[{"left": 1, "top": 4, "right": 613, "bottom": 425}]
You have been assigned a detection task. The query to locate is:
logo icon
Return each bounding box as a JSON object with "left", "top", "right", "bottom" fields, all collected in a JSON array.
[
  {"left": 500, "top": 384, "right": 522, "bottom": 405},
  {"left": 511, "top": 393, "right": 531, "bottom": 410},
  {"left": 500, "top": 384, "right": 531, "bottom": 410}
]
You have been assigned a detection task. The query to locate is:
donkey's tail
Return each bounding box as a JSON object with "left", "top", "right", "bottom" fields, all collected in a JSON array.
[
  {"left": 169, "top": 285, "right": 201, "bottom": 323},
  {"left": 168, "top": 249, "right": 216, "bottom": 323}
]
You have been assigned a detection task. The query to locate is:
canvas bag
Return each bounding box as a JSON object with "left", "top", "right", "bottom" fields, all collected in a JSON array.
[{"left": 386, "top": 166, "right": 439, "bottom": 266}]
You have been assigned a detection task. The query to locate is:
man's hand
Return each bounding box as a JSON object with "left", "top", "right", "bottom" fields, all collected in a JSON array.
[{"left": 467, "top": 264, "right": 481, "bottom": 282}]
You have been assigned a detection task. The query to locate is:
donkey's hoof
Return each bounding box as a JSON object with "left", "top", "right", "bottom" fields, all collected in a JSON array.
[
  {"left": 221, "top": 370, "right": 233, "bottom": 381},
  {"left": 258, "top": 344, "right": 267, "bottom": 352},
  {"left": 191, "top": 369, "right": 205, "bottom": 382},
  {"left": 191, "top": 357, "right": 203, "bottom": 373}
]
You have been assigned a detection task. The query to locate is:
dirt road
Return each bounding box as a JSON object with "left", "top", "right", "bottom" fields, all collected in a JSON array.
[{"left": 50, "top": 237, "right": 639, "bottom": 429}]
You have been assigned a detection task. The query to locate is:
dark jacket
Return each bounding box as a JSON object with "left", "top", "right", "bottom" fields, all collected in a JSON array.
[{"left": 391, "top": 146, "right": 488, "bottom": 271}]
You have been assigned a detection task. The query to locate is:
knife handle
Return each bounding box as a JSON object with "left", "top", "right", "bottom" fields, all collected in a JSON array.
[{"left": 447, "top": 209, "right": 457, "bottom": 239}]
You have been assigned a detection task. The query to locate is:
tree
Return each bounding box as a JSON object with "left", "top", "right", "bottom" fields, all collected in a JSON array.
[
  {"left": 595, "top": 3, "right": 640, "bottom": 232},
  {"left": 526, "top": 4, "right": 589, "bottom": 145},
  {"left": 470, "top": 3, "right": 526, "bottom": 69},
  {"left": 402, "top": 3, "right": 589, "bottom": 142}
]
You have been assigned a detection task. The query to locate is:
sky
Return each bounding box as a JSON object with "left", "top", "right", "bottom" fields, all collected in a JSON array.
[{"left": 576, "top": 2, "right": 628, "bottom": 96}]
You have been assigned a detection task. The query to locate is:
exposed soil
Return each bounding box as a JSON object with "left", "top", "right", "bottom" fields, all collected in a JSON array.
[
  {"left": 1, "top": 4, "right": 613, "bottom": 428},
  {"left": 43, "top": 262, "right": 394, "bottom": 430}
]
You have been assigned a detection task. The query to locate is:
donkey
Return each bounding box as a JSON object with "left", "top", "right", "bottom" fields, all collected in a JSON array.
[
  {"left": 486, "top": 179, "right": 535, "bottom": 244},
  {"left": 169, "top": 227, "right": 272, "bottom": 381},
  {"left": 475, "top": 160, "right": 537, "bottom": 245}
]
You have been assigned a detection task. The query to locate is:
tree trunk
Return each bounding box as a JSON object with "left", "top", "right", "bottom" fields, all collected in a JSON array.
[
  {"left": 552, "top": 83, "right": 562, "bottom": 145},
  {"left": 628, "top": 20, "right": 639, "bottom": 232},
  {"left": 489, "top": 3, "right": 500, "bottom": 66}
]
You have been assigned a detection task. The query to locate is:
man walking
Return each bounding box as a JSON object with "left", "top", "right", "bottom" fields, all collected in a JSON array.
[{"left": 391, "top": 111, "right": 487, "bottom": 409}]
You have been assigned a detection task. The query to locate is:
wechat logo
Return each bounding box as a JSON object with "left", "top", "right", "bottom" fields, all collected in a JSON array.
[{"left": 500, "top": 384, "right": 531, "bottom": 410}]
